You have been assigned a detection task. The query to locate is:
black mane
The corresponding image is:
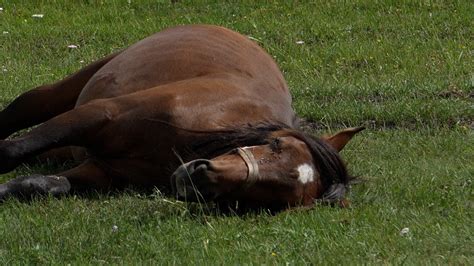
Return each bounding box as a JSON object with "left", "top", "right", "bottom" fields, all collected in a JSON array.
[
  {"left": 179, "top": 123, "right": 350, "bottom": 202},
  {"left": 187, "top": 124, "right": 285, "bottom": 160}
]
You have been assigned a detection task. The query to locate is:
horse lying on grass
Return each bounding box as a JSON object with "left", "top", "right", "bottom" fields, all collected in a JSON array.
[{"left": 0, "top": 25, "right": 363, "bottom": 210}]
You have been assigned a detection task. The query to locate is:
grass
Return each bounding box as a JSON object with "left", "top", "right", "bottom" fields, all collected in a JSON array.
[{"left": 0, "top": 0, "right": 472, "bottom": 264}]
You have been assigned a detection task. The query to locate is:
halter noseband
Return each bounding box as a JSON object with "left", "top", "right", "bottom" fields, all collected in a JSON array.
[{"left": 237, "top": 147, "right": 259, "bottom": 187}]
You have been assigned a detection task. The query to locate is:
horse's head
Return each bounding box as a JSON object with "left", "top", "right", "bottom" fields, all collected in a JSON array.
[{"left": 170, "top": 126, "right": 364, "bottom": 210}]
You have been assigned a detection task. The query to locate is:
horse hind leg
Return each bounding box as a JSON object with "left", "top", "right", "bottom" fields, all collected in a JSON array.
[
  {"left": 0, "top": 97, "right": 118, "bottom": 174},
  {"left": 0, "top": 52, "right": 119, "bottom": 140}
]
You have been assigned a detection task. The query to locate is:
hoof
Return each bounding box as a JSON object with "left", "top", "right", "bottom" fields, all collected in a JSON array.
[
  {"left": 19, "top": 175, "right": 71, "bottom": 196},
  {"left": 0, "top": 174, "right": 71, "bottom": 201}
]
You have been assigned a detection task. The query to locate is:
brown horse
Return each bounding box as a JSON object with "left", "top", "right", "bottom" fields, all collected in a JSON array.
[{"left": 0, "top": 25, "right": 363, "bottom": 210}]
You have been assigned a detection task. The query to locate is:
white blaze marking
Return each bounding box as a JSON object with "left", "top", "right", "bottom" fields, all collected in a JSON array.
[{"left": 297, "top": 164, "right": 314, "bottom": 184}]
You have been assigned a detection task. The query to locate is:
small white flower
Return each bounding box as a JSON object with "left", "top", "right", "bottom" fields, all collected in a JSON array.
[
  {"left": 32, "top": 14, "right": 44, "bottom": 18},
  {"left": 2, "top": 66, "right": 7, "bottom": 72},
  {"left": 67, "top": 44, "right": 78, "bottom": 49},
  {"left": 296, "top": 40, "right": 305, "bottom": 45},
  {"left": 79, "top": 60, "right": 85, "bottom": 63},
  {"left": 400, "top": 227, "right": 409, "bottom": 236},
  {"left": 112, "top": 225, "right": 119, "bottom": 232},
  {"left": 2, "top": 31, "right": 8, "bottom": 34},
  {"left": 0, "top": 7, "right": 4, "bottom": 12}
]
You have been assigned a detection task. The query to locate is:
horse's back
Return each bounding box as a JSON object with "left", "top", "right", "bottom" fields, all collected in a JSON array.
[{"left": 76, "top": 25, "right": 290, "bottom": 107}]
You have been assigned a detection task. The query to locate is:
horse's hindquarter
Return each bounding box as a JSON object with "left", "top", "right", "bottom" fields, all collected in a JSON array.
[{"left": 77, "top": 25, "right": 291, "bottom": 110}]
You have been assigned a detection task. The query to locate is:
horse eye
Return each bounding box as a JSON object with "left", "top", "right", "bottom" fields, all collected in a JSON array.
[{"left": 270, "top": 138, "right": 282, "bottom": 151}]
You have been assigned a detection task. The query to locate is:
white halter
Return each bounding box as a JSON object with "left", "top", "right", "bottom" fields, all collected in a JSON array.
[{"left": 236, "top": 147, "right": 260, "bottom": 188}]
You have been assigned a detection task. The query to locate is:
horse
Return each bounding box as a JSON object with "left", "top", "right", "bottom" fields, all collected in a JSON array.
[{"left": 0, "top": 25, "right": 363, "bottom": 210}]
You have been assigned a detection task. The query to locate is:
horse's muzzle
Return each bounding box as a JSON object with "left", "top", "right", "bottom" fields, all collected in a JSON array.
[{"left": 170, "top": 159, "right": 217, "bottom": 201}]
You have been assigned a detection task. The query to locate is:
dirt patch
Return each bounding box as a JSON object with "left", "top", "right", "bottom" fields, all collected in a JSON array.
[
  {"left": 297, "top": 118, "right": 326, "bottom": 132},
  {"left": 437, "top": 85, "right": 473, "bottom": 99},
  {"left": 297, "top": 117, "right": 473, "bottom": 132}
]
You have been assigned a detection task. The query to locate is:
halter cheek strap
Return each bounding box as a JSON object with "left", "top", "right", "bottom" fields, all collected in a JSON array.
[{"left": 237, "top": 147, "right": 259, "bottom": 187}]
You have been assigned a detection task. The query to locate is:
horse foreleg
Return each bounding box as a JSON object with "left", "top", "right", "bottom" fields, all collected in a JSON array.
[
  {"left": 0, "top": 160, "right": 110, "bottom": 201},
  {"left": 0, "top": 99, "right": 118, "bottom": 174},
  {"left": 59, "top": 160, "right": 112, "bottom": 192},
  {"left": 0, "top": 52, "right": 119, "bottom": 139},
  {"left": 32, "top": 147, "right": 76, "bottom": 164}
]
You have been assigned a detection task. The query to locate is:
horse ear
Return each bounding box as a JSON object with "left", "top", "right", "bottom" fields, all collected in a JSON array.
[{"left": 322, "top": 126, "right": 365, "bottom": 152}]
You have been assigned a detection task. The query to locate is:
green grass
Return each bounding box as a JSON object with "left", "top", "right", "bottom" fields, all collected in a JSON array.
[{"left": 0, "top": 0, "right": 473, "bottom": 264}]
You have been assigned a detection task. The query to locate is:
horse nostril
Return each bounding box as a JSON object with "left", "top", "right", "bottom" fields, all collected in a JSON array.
[
  {"left": 170, "top": 159, "right": 215, "bottom": 200},
  {"left": 188, "top": 159, "right": 212, "bottom": 174}
]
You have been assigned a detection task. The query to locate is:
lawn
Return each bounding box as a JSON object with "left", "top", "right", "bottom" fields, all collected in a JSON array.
[{"left": 0, "top": 1, "right": 472, "bottom": 264}]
